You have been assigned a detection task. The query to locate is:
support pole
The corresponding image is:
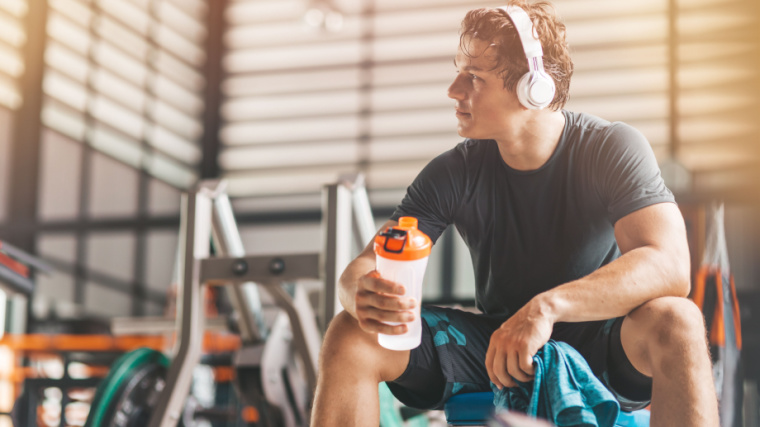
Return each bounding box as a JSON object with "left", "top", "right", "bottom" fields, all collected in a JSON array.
[
  {"left": 211, "top": 189, "right": 266, "bottom": 344},
  {"left": 321, "top": 183, "right": 353, "bottom": 332},
  {"left": 148, "top": 186, "right": 212, "bottom": 427}
]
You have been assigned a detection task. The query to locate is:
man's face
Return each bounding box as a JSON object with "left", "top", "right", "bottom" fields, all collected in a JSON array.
[{"left": 448, "top": 37, "right": 524, "bottom": 140}]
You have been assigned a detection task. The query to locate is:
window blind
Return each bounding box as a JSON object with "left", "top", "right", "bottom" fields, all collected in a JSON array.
[
  {"left": 0, "top": 0, "right": 27, "bottom": 110},
  {"left": 41, "top": 0, "right": 208, "bottom": 190},
  {"left": 220, "top": 0, "right": 758, "bottom": 205},
  {"left": 674, "top": 0, "right": 759, "bottom": 193}
]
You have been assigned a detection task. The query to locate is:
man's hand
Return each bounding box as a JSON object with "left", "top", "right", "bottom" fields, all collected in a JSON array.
[
  {"left": 485, "top": 297, "right": 555, "bottom": 389},
  {"left": 355, "top": 270, "right": 417, "bottom": 335}
]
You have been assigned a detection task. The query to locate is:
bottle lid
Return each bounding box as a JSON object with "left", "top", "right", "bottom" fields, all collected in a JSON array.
[{"left": 374, "top": 217, "right": 432, "bottom": 261}]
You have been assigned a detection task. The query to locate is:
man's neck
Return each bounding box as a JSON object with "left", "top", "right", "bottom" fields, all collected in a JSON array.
[{"left": 496, "top": 110, "right": 566, "bottom": 172}]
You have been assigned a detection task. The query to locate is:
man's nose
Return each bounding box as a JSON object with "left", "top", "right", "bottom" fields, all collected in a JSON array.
[{"left": 447, "top": 75, "right": 465, "bottom": 100}]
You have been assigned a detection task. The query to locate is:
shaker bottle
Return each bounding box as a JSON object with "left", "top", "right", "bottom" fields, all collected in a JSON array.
[{"left": 374, "top": 216, "right": 432, "bottom": 350}]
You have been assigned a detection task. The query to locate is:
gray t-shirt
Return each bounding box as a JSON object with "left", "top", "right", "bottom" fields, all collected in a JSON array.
[{"left": 391, "top": 110, "right": 675, "bottom": 316}]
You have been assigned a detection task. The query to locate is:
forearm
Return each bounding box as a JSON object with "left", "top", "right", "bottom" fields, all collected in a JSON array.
[
  {"left": 339, "top": 219, "right": 397, "bottom": 318},
  {"left": 338, "top": 254, "right": 376, "bottom": 318},
  {"left": 539, "top": 244, "right": 690, "bottom": 323}
]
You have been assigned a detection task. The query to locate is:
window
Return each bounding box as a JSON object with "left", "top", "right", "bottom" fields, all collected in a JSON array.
[
  {"left": 41, "top": 0, "right": 207, "bottom": 190},
  {"left": 0, "top": 0, "right": 26, "bottom": 110},
  {"left": 221, "top": 0, "right": 759, "bottom": 205},
  {"left": 31, "top": 0, "right": 208, "bottom": 318}
]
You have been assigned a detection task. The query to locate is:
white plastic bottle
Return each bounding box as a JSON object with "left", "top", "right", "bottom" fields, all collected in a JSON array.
[{"left": 374, "top": 217, "right": 432, "bottom": 351}]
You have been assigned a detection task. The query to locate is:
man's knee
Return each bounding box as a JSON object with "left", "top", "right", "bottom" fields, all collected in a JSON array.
[
  {"left": 321, "top": 311, "right": 369, "bottom": 360},
  {"left": 625, "top": 297, "right": 708, "bottom": 372},
  {"left": 631, "top": 296, "right": 706, "bottom": 344},
  {"left": 319, "top": 311, "right": 409, "bottom": 382}
]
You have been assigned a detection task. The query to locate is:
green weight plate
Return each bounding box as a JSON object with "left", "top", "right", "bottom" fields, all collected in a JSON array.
[
  {"left": 103, "top": 361, "right": 168, "bottom": 427},
  {"left": 85, "top": 348, "right": 169, "bottom": 427}
]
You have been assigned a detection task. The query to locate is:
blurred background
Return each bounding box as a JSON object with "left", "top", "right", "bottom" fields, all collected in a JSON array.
[{"left": 0, "top": 0, "right": 757, "bottom": 425}]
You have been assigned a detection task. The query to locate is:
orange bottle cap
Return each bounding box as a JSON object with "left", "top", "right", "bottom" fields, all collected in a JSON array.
[{"left": 374, "top": 217, "right": 432, "bottom": 261}]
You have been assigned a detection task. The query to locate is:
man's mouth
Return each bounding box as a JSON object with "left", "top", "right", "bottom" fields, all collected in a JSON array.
[{"left": 455, "top": 109, "right": 471, "bottom": 117}]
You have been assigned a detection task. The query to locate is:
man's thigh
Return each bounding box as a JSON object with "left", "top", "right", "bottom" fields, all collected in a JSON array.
[
  {"left": 554, "top": 318, "right": 652, "bottom": 411},
  {"left": 387, "top": 307, "right": 652, "bottom": 411},
  {"left": 386, "top": 306, "right": 502, "bottom": 410}
]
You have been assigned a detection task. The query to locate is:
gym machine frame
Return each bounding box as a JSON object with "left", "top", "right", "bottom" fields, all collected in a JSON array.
[{"left": 147, "top": 175, "right": 376, "bottom": 427}]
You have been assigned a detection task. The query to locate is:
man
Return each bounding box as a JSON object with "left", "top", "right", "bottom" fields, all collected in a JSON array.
[{"left": 312, "top": 1, "right": 719, "bottom": 426}]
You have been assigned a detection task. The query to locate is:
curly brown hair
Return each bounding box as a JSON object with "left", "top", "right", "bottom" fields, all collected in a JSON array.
[{"left": 459, "top": 0, "right": 573, "bottom": 110}]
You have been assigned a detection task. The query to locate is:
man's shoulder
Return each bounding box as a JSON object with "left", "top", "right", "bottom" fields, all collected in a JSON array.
[
  {"left": 565, "top": 110, "right": 615, "bottom": 135},
  {"left": 414, "top": 139, "right": 496, "bottom": 204},
  {"left": 564, "top": 110, "right": 648, "bottom": 152}
]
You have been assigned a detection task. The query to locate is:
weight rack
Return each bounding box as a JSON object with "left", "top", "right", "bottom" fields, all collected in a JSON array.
[{"left": 147, "top": 175, "right": 376, "bottom": 427}]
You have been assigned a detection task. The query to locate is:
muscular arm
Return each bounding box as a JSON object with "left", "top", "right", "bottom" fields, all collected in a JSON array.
[
  {"left": 338, "top": 219, "right": 416, "bottom": 335},
  {"left": 487, "top": 202, "right": 690, "bottom": 388},
  {"left": 540, "top": 201, "right": 690, "bottom": 322},
  {"left": 338, "top": 220, "right": 397, "bottom": 318}
]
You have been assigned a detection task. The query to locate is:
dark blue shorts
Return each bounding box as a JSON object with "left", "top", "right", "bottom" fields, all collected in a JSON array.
[{"left": 386, "top": 305, "right": 652, "bottom": 412}]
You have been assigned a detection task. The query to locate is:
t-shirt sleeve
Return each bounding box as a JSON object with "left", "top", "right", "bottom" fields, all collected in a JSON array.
[
  {"left": 594, "top": 123, "right": 676, "bottom": 224},
  {"left": 390, "top": 148, "right": 466, "bottom": 243}
]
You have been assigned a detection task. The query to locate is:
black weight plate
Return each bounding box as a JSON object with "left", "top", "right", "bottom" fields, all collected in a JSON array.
[
  {"left": 85, "top": 348, "right": 169, "bottom": 427},
  {"left": 101, "top": 361, "right": 167, "bottom": 427}
]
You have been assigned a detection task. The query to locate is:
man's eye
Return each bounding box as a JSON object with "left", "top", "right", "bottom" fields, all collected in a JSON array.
[{"left": 470, "top": 74, "right": 479, "bottom": 80}]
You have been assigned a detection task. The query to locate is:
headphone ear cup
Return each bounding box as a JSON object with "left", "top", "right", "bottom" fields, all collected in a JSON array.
[
  {"left": 516, "top": 71, "right": 556, "bottom": 110},
  {"left": 516, "top": 72, "right": 534, "bottom": 109}
]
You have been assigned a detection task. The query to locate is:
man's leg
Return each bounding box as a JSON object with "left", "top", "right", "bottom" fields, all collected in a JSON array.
[
  {"left": 311, "top": 311, "right": 410, "bottom": 426},
  {"left": 621, "top": 296, "right": 719, "bottom": 426}
]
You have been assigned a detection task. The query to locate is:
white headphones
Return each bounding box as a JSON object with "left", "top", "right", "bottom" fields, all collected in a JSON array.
[{"left": 500, "top": 5, "right": 556, "bottom": 109}]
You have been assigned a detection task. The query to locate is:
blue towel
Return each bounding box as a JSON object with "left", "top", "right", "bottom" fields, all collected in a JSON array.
[{"left": 491, "top": 340, "right": 620, "bottom": 427}]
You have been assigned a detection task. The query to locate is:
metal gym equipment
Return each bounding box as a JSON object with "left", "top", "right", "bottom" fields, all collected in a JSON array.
[
  {"left": 84, "top": 348, "right": 170, "bottom": 427},
  {"left": 82, "top": 174, "right": 376, "bottom": 427}
]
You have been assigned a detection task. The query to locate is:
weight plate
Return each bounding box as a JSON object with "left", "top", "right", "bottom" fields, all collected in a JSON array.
[
  {"left": 85, "top": 348, "right": 169, "bottom": 427},
  {"left": 102, "top": 361, "right": 167, "bottom": 427}
]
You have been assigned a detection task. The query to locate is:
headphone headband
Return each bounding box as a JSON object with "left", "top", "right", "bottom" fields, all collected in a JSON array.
[
  {"left": 497, "top": 5, "right": 556, "bottom": 109},
  {"left": 500, "top": 5, "right": 543, "bottom": 61}
]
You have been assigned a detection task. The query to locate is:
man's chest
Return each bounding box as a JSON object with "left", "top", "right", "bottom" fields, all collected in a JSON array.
[{"left": 454, "top": 167, "right": 614, "bottom": 264}]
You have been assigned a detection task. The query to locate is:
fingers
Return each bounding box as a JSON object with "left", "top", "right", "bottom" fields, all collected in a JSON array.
[
  {"left": 356, "top": 310, "right": 413, "bottom": 335},
  {"left": 358, "top": 273, "right": 415, "bottom": 308},
  {"left": 358, "top": 318, "right": 409, "bottom": 335},
  {"left": 486, "top": 339, "right": 517, "bottom": 389},
  {"left": 519, "top": 351, "right": 535, "bottom": 377},
  {"left": 490, "top": 348, "right": 532, "bottom": 388},
  {"left": 362, "top": 306, "right": 415, "bottom": 323},
  {"left": 360, "top": 271, "right": 406, "bottom": 295},
  {"left": 355, "top": 300, "right": 414, "bottom": 333},
  {"left": 357, "top": 272, "right": 415, "bottom": 310},
  {"left": 355, "top": 270, "right": 416, "bottom": 334},
  {"left": 487, "top": 333, "right": 536, "bottom": 389},
  {"left": 492, "top": 349, "right": 514, "bottom": 389},
  {"left": 507, "top": 350, "right": 533, "bottom": 383},
  {"left": 358, "top": 290, "right": 416, "bottom": 311},
  {"left": 485, "top": 343, "right": 501, "bottom": 389}
]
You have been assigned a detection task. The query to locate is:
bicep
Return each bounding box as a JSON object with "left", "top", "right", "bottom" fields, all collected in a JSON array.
[
  {"left": 613, "top": 202, "right": 691, "bottom": 297},
  {"left": 613, "top": 202, "right": 688, "bottom": 256},
  {"left": 594, "top": 124, "right": 674, "bottom": 224}
]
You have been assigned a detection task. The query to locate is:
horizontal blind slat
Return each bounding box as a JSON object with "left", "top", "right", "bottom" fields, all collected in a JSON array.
[
  {"left": 221, "top": 0, "right": 759, "bottom": 199},
  {"left": 42, "top": 0, "right": 206, "bottom": 190}
]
